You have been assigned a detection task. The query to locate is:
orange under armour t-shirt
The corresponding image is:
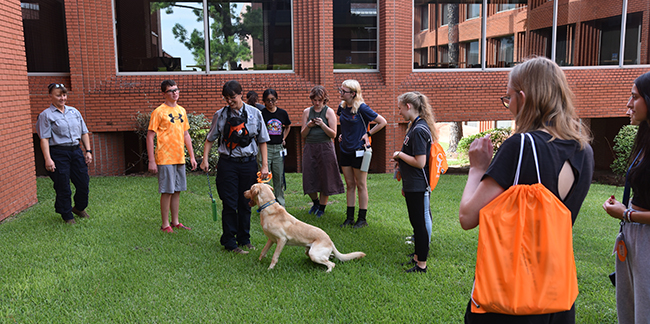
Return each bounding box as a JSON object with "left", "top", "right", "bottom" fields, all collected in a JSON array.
[{"left": 148, "top": 103, "right": 190, "bottom": 165}]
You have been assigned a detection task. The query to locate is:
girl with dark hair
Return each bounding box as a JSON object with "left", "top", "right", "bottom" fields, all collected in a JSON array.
[
  {"left": 259, "top": 88, "right": 292, "bottom": 206},
  {"left": 603, "top": 71, "right": 650, "bottom": 324}
]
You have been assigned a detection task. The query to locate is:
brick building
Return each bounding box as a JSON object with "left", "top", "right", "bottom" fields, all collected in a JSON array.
[{"left": 1, "top": 0, "right": 648, "bottom": 221}]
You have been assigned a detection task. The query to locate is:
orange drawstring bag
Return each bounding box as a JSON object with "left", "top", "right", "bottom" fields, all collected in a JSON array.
[{"left": 471, "top": 133, "right": 578, "bottom": 315}]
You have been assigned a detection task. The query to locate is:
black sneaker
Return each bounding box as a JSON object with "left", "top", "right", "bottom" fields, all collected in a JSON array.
[
  {"left": 353, "top": 219, "right": 368, "bottom": 228},
  {"left": 401, "top": 259, "right": 416, "bottom": 266},
  {"left": 406, "top": 265, "right": 427, "bottom": 273},
  {"left": 340, "top": 218, "right": 355, "bottom": 227}
]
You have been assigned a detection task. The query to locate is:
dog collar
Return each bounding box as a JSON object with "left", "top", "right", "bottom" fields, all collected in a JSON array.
[{"left": 257, "top": 200, "right": 277, "bottom": 213}]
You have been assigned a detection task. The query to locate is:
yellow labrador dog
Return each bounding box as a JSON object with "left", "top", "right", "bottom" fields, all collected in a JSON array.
[{"left": 244, "top": 183, "right": 365, "bottom": 272}]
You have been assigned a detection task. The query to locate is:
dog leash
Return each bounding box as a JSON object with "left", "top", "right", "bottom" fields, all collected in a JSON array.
[
  {"left": 257, "top": 171, "right": 272, "bottom": 183},
  {"left": 207, "top": 171, "right": 218, "bottom": 221}
]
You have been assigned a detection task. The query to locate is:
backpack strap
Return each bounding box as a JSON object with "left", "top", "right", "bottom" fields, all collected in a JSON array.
[{"left": 513, "top": 133, "right": 541, "bottom": 186}]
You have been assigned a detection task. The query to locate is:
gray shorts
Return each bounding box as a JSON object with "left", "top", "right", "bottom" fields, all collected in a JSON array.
[{"left": 157, "top": 164, "right": 187, "bottom": 194}]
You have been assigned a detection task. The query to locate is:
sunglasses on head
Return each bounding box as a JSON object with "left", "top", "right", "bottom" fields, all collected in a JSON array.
[{"left": 48, "top": 83, "right": 65, "bottom": 90}]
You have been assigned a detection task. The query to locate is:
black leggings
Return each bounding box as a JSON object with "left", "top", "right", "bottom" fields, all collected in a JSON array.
[{"left": 404, "top": 191, "right": 429, "bottom": 262}]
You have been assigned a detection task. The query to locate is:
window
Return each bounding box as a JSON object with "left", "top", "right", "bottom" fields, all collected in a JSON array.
[
  {"left": 467, "top": 4, "right": 481, "bottom": 19},
  {"left": 497, "top": 3, "right": 516, "bottom": 12},
  {"left": 496, "top": 35, "right": 514, "bottom": 66},
  {"left": 419, "top": 4, "right": 429, "bottom": 31},
  {"left": 21, "top": 0, "right": 70, "bottom": 72},
  {"left": 555, "top": 25, "right": 575, "bottom": 66},
  {"left": 465, "top": 40, "right": 480, "bottom": 67},
  {"left": 114, "top": 0, "right": 292, "bottom": 72},
  {"left": 333, "top": 0, "right": 378, "bottom": 70},
  {"left": 624, "top": 11, "right": 646, "bottom": 65},
  {"left": 441, "top": 4, "right": 449, "bottom": 26},
  {"left": 414, "top": 0, "right": 649, "bottom": 71},
  {"left": 413, "top": 2, "right": 482, "bottom": 69}
]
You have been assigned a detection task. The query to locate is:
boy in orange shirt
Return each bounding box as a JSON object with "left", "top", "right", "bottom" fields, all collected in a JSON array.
[{"left": 147, "top": 80, "right": 197, "bottom": 233}]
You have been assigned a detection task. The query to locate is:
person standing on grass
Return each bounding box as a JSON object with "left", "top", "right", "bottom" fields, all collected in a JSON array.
[
  {"left": 603, "top": 71, "right": 650, "bottom": 324},
  {"left": 258, "top": 88, "right": 291, "bottom": 206},
  {"left": 147, "top": 80, "right": 197, "bottom": 233},
  {"left": 37, "top": 83, "right": 92, "bottom": 224},
  {"left": 301, "top": 85, "right": 345, "bottom": 217},
  {"left": 201, "top": 80, "right": 270, "bottom": 255},
  {"left": 337, "top": 79, "right": 387, "bottom": 228},
  {"left": 458, "top": 57, "right": 593, "bottom": 323},
  {"left": 392, "top": 92, "right": 438, "bottom": 274}
]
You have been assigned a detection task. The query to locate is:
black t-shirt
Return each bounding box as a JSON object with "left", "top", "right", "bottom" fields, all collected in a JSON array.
[
  {"left": 261, "top": 107, "right": 291, "bottom": 145},
  {"left": 399, "top": 118, "right": 431, "bottom": 192},
  {"left": 484, "top": 131, "right": 594, "bottom": 224},
  {"left": 630, "top": 157, "right": 650, "bottom": 210}
]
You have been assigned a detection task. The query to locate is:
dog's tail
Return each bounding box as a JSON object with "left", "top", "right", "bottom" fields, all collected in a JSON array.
[{"left": 332, "top": 245, "right": 366, "bottom": 262}]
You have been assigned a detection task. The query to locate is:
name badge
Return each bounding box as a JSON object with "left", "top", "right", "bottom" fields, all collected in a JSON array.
[{"left": 356, "top": 150, "right": 365, "bottom": 157}]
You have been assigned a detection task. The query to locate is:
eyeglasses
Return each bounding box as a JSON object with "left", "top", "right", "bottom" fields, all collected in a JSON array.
[
  {"left": 264, "top": 98, "right": 277, "bottom": 103},
  {"left": 338, "top": 88, "right": 353, "bottom": 94},
  {"left": 500, "top": 96, "right": 510, "bottom": 109},
  {"left": 165, "top": 88, "right": 180, "bottom": 94},
  {"left": 222, "top": 95, "right": 238, "bottom": 102}
]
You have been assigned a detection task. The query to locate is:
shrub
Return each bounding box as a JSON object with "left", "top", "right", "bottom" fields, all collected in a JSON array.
[
  {"left": 133, "top": 111, "right": 216, "bottom": 173},
  {"left": 457, "top": 127, "right": 512, "bottom": 158},
  {"left": 610, "top": 125, "right": 638, "bottom": 175}
]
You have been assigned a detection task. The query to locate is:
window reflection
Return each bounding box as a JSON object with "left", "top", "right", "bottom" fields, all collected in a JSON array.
[
  {"left": 334, "top": 0, "right": 378, "bottom": 69},
  {"left": 624, "top": 4, "right": 647, "bottom": 65},
  {"left": 414, "top": 0, "right": 650, "bottom": 70},
  {"left": 21, "top": 0, "right": 70, "bottom": 72},
  {"left": 413, "top": 1, "right": 483, "bottom": 69},
  {"left": 115, "top": 0, "right": 292, "bottom": 73}
]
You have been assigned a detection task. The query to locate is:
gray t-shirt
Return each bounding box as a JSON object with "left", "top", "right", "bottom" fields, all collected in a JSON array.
[
  {"left": 206, "top": 103, "right": 270, "bottom": 157},
  {"left": 36, "top": 104, "right": 89, "bottom": 146}
]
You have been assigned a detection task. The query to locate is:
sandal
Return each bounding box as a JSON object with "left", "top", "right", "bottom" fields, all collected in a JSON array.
[
  {"left": 172, "top": 223, "right": 191, "bottom": 230},
  {"left": 161, "top": 226, "right": 174, "bottom": 233}
]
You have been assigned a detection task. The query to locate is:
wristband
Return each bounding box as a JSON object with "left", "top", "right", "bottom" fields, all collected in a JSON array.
[
  {"left": 629, "top": 210, "right": 635, "bottom": 223},
  {"left": 86, "top": 150, "right": 93, "bottom": 154},
  {"left": 367, "top": 131, "right": 371, "bottom": 137}
]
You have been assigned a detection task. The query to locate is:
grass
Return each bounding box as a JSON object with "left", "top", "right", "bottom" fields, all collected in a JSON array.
[{"left": 1, "top": 173, "right": 619, "bottom": 323}]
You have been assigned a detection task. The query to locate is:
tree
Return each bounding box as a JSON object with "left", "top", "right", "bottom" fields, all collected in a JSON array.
[
  {"left": 446, "top": 4, "right": 463, "bottom": 153},
  {"left": 153, "top": 2, "right": 262, "bottom": 70}
]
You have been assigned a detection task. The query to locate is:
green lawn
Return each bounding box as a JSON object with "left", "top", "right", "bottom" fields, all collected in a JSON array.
[{"left": 1, "top": 173, "right": 619, "bottom": 323}]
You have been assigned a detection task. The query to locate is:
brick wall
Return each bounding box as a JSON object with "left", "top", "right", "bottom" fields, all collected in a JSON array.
[
  {"left": 21, "top": 0, "right": 650, "bottom": 178},
  {"left": 1, "top": 0, "right": 37, "bottom": 221}
]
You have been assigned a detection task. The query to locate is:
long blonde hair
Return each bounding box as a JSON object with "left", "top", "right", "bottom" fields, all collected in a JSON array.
[
  {"left": 398, "top": 91, "right": 438, "bottom": 143},
  {"left": 509, "top": 56, "right": 591, "bottom": 148},
  {"left": 339, "top": 79, "right": 365, "bottom": 114}
]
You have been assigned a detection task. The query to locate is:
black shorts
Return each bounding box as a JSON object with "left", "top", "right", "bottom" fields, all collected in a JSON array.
[{"left": 339, "top": 151, "right": 363, "bottom": 169}]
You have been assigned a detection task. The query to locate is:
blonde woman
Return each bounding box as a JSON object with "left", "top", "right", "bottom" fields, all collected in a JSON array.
[
  {"left": 459, "top": 56, "right": 593, "bottom": 322},
  {"left": 392, "top": 91, "right": 438, "bottom": 273},
  {"left": 337, "top": 79, "right": 387, "bottom": 228}
]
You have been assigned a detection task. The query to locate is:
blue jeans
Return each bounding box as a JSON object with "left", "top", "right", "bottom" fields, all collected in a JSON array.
[
  {"left": 216, "top": 156, "right": 258, "bottom": 250},
  {"left": 47, "top": 147, "right": 89, "bottom": 221}
]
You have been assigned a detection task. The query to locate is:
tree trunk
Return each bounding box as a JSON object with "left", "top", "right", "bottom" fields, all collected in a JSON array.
[
  {"left": 448, "top": 121, "right": 463, "bottom": 153},
  {"left": 447, "top": 4, "right": 459, "bottom": 67}
]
